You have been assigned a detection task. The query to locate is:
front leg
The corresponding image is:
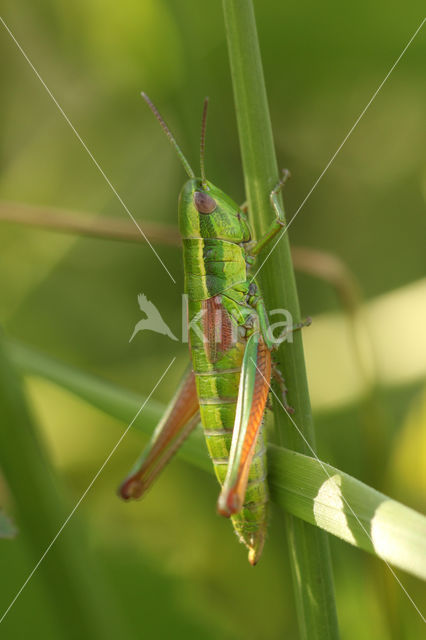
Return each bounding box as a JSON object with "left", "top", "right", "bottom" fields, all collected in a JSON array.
[{"left": 250, "top": 169, "right": 290, "bottom": 257}]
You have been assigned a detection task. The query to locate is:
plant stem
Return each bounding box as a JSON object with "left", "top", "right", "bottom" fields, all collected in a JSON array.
[
  {"left": 222, "top": 1, "right": 339, "bottom": 637},
  {"left": 0, "top": 201, "right": 181, "bottom": 246}
]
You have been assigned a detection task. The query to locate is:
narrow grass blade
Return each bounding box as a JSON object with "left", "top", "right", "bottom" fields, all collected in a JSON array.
[
  {"left": 0, "top": 336, "right": 133, "bottom": 638},
  {"left": 10, "top": 340, "right": 426, "bottom": 581},
  {"left": 268, "top": 445, "right": 426, "bottom": 581}
]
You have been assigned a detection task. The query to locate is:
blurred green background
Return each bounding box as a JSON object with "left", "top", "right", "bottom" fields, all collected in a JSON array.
[{"left": 0, "top": 1, "right": 425, "bottom": 638}]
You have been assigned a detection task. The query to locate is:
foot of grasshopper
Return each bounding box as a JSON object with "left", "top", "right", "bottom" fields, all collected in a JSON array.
[
  {"left": 272, "top": 363, "right": 294, "bottom": 414},
  {"left": 271, "top": 317, "right": 311, "bottom": 413},
  {"left": 275, "top": 316, "right": 312, "bottom": 347}
]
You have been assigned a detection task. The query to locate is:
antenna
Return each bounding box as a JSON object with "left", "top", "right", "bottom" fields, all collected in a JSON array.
[
  {"left": 141, "top": 92, "right": 195, "bottom": 179},
  {"left": 200, "top": 97, "right": 209, "bottom": 188}
]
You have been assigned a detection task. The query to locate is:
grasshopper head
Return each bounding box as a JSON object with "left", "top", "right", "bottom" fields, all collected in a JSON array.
[
  {"left": 179, "top": 178, "right": 251, "bottom": 242},
  {"left": 178, "top": 97, "right": 250, "bottom": 242},
  {"left": 140, "top": 93, "right": 251, "bottom": 242}
]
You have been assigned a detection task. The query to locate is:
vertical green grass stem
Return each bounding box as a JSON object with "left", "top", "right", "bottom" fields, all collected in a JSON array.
[{"left": 222, "top": 2, "right": 340, "bottom": 637}]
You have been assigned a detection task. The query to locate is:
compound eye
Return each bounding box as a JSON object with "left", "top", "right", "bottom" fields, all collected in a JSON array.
[{"left": 193, "top": 191, "right": 216, "bottom": 214}]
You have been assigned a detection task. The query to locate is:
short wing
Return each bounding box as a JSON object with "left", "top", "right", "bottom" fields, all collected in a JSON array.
[
  {"left": 201, "top": 295, "right": 235, "bottom": 363},
  {"left": 217, "top": 332, "right": 271, "bottom": 517},
  {"left": 119, "top": 366, "right": 199, "bottom": 500}
]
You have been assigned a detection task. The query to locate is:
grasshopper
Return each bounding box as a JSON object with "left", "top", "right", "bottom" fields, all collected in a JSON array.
[{"left": 120, "top": 94, "right": 308, "bottom": 564}]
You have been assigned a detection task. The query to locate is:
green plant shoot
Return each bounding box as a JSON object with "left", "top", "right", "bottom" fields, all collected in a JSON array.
[{"left": 120, "top": 94, "right": 308, "bottom": 564}]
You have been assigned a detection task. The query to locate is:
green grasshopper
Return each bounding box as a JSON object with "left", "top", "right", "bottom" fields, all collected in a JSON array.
[{"left": 120, "top": 94, "right": 308, "bottom": 564}]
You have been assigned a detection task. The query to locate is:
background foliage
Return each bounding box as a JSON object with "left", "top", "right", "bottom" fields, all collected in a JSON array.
[{"left": 0, "top": 1, "right": 425, "bottom": 638}]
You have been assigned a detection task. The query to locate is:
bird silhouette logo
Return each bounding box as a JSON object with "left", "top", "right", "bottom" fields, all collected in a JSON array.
[{"left": 129, "top": 294, "right": 178, "bottom": 343}]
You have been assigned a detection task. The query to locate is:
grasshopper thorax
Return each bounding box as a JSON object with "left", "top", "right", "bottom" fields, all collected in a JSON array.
[{"left": 179, "top": 178, "right": 251, "bottom": 243}]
